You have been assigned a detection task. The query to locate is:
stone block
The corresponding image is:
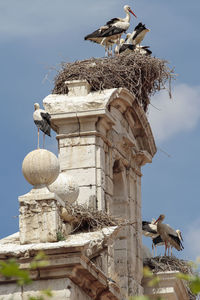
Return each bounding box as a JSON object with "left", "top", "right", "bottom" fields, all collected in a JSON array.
[
  {"left": 105, "top": 175, "right": 113, "bottom": 196},
  {"left": 59, "top": 122, "right": 80, "bottom": 135},
  {"left": 64, "top": 168, "right": 97, "bottom": 186},
  {"left": 20, "top": 206, "right": 60, "bottom": 244},
  {"left": 59, "top": 135, "right": 96, "bottom": 147},
  {"left": 97, "top": 168, "right": 106, "bottom": 189},
  {"left": 80, "top": 118, "right": 97, "bottom": 132},
  {"left": 105, "top": 193, "right": 113, "bottom": 213},
  {"left": 59, "top": 145, "right": 96, "bottom": 169},
  {"left": 114, "top": 238, "right": 127, "bottom": 250},
  {"left": 96, "top": 186, "right": 105, "bottom": 211},
  {"left": 96, "top": 146, "right": 105, "bottom": 168},
  {"left": 76, "top": 185, "right": 97, "bottom": 208}
]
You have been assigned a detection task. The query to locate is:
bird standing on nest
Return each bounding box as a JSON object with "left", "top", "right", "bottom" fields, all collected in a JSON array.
[
  {"left": 126, "top": 22, "right": 150, "bottom": 46},
  {"left": 119, "top": 23, "right": 151, "bottom": 55},
  {"left": 33, "top": 103, "right": 51, "bottom": 149},
  {"left": 84, "top": 5, "right": 137, "bottom": 56},
  {"left": 154, "top": 214, "right": 184, "bottom": 256}
]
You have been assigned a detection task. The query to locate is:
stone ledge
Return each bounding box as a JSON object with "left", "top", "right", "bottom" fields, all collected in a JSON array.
[{"left": 142, "top": 271, "right": 189, "bottom": 300}]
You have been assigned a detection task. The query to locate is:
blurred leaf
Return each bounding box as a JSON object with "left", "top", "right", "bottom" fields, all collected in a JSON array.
[
  {"left": 28, "top": 297, "right": 44, "bottom": 300},
  {"left": 189, "top": 276, "right": 200, "bottom": 295},
  {"left": 30, "top": 251, "right": 49, "bottom": 269},
  {"left": 176, "top": 273, "right": 191, "bottom": 281},
  {"left": 143, "top": 267, "right": 153, "bottom": 278},
  {"left": 0, "top": 259, "right": 31, "bottom": 286},
  {"left": 148, "top": 276, "right": 160, "bottom": 287},
  {"left": 41, "top": 289, "right": 53, "bottom": 297}
]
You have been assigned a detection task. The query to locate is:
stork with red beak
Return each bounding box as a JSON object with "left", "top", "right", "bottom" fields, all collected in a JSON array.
[
  {"left": 84, "top": 5, "right": 137, "bottom": 56},
  {"left": 154, "top": 214, "right": 184, "bottom": 256}
]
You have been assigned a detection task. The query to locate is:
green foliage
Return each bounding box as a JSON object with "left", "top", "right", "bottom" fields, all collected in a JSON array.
[
  {"left": 56, "top": 231, "right": 65, "bottom": 241},
  {"left": 0, "top": 259, "right": 31, "bottom": 286},
  {"left": 0, "top": 252, "right": 53, "bottom": 300},
  {"left": 143, "top": 266, "right": 160, "bottom": 288},
  {"left": 28, "top": 289, "right": 53, "bottom": 300},
  {"left": 30, "top": 251, "right": 49, "bottom": 269},
  {"left": 177, "top": 272, "right": 200, "bottom": 295}
]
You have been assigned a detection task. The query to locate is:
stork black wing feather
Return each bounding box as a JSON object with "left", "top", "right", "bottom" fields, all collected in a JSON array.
[
  {"left": 101, "top": 26, "right": 125, "bottom": 37},
  {"left": 84, "top": 29, "right": 105, "bottom": 40},
  {"left": 41, "top": 112, "right": 51, "bottom": 126},
  {"left": 119, "top": 44, "right": 135, "bottom": 54},
  {"left": 168, "top": 234, "right": 184, "bottom": 249},
  {"left": 106, "top": 18, "right": 120, "bottom": 26},
  {"left": 153, "top": 235, "right": 163, "bottom": 245}
]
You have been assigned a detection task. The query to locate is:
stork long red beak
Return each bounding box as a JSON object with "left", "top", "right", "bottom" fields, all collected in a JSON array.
[
  {"left": 129, "top": 9, "right": 137, "bottom": 18},
  {"left": 154, "top": 217, "right": 160, "bottom": 225}
]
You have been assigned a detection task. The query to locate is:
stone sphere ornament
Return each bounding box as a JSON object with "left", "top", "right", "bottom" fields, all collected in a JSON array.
[
  {"left": 22, "top": 149, "right": 60, "bottom": 186},
  {"left": 48, "top": 172, "right": 79, "bottom": 204}
]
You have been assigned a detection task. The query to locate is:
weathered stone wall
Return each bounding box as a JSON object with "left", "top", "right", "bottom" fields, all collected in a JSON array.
[
  {"left": 43, "top": 83, "right": 156, "bottom": 298},
  {"left": 0, "top": 278, "right": 92, "bottom": 300}
]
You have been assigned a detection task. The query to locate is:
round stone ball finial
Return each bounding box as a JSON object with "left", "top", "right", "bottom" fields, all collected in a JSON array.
[
  {"left": 22, "top": 149, "right": 60, "bottom": 186},
  {"left": 48, "top": 172, "right": 79, "bottom": 204}
]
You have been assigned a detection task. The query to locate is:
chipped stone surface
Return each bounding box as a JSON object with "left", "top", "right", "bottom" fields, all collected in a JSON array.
[
  {"left": 143, "top": 271, "right": 189, "bottom": 300},
  {"left": 0, "top": 227, "right": 119, "bottom": 258},
  {"left": 42, "top": 85, "right": 157, "bottom": 297}
]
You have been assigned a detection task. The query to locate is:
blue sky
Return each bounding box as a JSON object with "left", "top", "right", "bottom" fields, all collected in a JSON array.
[{"left": 0, "top": 0, "right": 200, "bottom": 262}]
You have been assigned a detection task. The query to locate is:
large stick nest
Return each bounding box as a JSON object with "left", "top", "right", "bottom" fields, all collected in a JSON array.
[{"left": 53, "top": 52, "right": 175, "bottom": 112}]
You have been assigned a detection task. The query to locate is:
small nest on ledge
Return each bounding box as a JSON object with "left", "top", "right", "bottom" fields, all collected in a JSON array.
[
  {"left": 64, "top": 203, "right": 137, "bottom": 233},
  {"left": 53, "top": 52, "right": 175, "bottom": 112},
  {"left": 144, "top": 256, "right": 196, "bottom": 300}
]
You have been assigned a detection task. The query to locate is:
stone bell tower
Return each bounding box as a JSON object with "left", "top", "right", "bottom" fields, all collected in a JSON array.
[{"left": 43, "top": 80, "right": 157, "bottom": 295}]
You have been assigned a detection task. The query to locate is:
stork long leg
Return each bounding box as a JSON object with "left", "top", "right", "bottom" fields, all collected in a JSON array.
[
  {"left": 164, "top": 242, "right": 167, "bottom": 256},
  {"left": 37, "top": 128, "right": 40, "bottom": 149},
  {"left": 152, "top": 243, "right": 154, "bottom": 256},
  {"left": 43, "top": 133, "right": 45, "bottom": 149}
]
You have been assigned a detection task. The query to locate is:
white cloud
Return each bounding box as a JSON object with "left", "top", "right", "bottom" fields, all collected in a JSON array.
[
  {"left": 184, "top": 218, "right": 200, "bottom": 260},
  {"left": 148, "top": 84, "right": 200, "bottom": 143}
]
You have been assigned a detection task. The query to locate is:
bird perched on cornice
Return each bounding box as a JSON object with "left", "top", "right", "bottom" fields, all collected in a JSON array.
[{"left": 33, "top": 103, "right": 51, "bottom": 149}]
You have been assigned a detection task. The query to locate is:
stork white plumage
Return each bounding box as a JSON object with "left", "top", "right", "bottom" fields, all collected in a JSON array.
[
  {"left": 154, "top": 214, "right": 184, "bottom": 256},
  {"left": 142, "top": 220, "right": 160, "bottom": 256},
  {"left": 84, "top": 5, "right": 137, "bottom": 56},
  {"left": 33, "top": 103, "right": 51, "bottom": 149},
  {"left": 118, "top": 23, "right": 151, "bottom": 55},
  {"left": 153, "top": 229, "right": 184, "bottom": 256},
  {"left": 126, "top": 22, "right": 150, "bottom": 46}
]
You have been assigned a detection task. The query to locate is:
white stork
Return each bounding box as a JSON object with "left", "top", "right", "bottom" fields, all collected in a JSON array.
[
  {"left": 126, "top": 22, "right": 150, "bottom": 46},
  {"left": 84, "top": 5, "right": 137, "bottom": 56},
  {"left": 142, "top": 220, "right": 161, "bottom": 256},
  {"left": 154, "top": 214, "right": 184, "bottom": 256},
  {"left": 119, "top": 43, "right": 152, "bottom": 55},
  {"left": 153, "top": 229, "right": 184, "bottom": 256},
  {"left": 118, "top": 22, "right": 151, "bottom": 55},
  {"left": 33, "top": 103, "right": 51, "bottom": 149}
]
